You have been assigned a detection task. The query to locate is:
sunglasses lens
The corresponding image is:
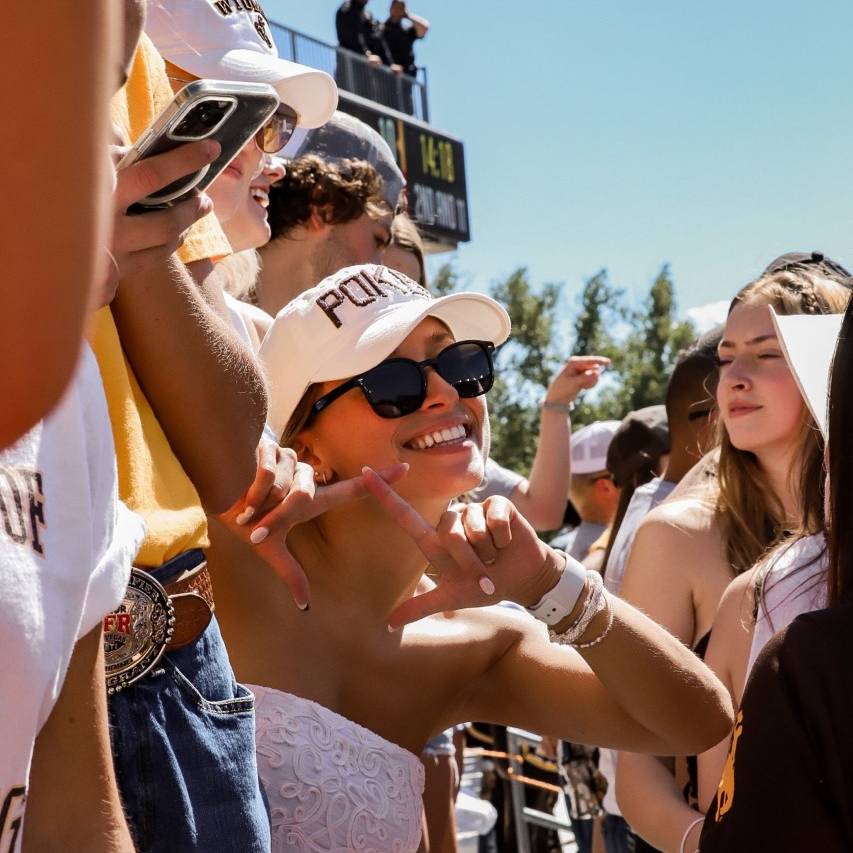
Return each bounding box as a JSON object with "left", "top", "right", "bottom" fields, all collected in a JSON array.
[
  {"left": 361, "top": 361, "right": 425, "bottom": 418},
  {"left": 259, "top": 106, "right": 298, "bottom": 153},
  {"left": 437, "top": 342, "right": 494, "bottom": 398}
]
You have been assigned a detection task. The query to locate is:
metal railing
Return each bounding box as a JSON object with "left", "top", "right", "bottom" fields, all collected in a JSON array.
[
  {"left": 505, "top": 728, "right": 576, "bottom": 853},
  {"left": 269, "top": 20, "right": 430, "bottom": 122}
]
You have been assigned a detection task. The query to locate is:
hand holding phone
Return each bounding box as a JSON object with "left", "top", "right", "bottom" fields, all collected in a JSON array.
[
  {"left": 95, "top": 138, "right": 220, "bottom": 306},
  {"left": 117, "top": 80, "right": 280, "bottom": 211}
]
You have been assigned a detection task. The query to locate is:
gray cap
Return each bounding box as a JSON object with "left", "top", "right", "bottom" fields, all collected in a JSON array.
[{"left": 294, "top": 111, "right": 405, "bottom": 212}]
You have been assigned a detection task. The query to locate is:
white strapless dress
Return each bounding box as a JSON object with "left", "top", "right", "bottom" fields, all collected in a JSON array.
[{"left": 249, "top": 684, "right": 425, "bottom": 852}]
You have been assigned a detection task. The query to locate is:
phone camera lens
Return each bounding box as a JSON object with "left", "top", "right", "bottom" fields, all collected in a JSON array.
[{"left": 173, "top": 100, "right": 230, "bottom": 138}]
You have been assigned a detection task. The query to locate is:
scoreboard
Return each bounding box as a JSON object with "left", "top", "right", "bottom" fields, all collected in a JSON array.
[{"left": 338, "top": 93, "right": 471, "bottom": 246}]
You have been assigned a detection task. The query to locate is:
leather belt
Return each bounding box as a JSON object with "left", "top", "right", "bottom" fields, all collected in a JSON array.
[
  {"left": 104, "top": 560, "right": 215, "bottom": 693},
  {"left": 164, "top": 561, "right": 215, "bottom": 649}
]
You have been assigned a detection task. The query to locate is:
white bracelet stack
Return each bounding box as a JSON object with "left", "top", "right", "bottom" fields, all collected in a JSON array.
[{"left": 549, "top": 570, "right": 614, "bottom": 649}]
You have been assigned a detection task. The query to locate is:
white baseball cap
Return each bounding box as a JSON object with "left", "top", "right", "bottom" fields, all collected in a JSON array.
[
  {"left": 771, "top": 307, "right": 845, "bottom": 439},
  {"left": 570, "top": 421, "right": 621, "bottom": 475},
  {"left": 145, "top": 0, "right": 338, "bottom": 128},
  {"left": 260, "top": 264, "right": 512, "bottom": 439}
]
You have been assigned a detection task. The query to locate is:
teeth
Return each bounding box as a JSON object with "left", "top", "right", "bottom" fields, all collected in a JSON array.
[
  {"left": 409, "top": 424, "right": 467, "bottom": 450},
  {"left": 250, "top": 188, "right": 269, "bottom": 208}
]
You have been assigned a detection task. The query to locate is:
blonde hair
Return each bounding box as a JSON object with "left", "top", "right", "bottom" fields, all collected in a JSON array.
[
  {"left": 716, "top": 270, "right": 849, "bottom": 575},
  {"left": 218, "top": 249, "right": 261, "bottom": 300}
]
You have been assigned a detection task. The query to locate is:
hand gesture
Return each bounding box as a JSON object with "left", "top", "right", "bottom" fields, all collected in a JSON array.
[
  {"left": 362, "top": 468, "right": 564, "bottom": 629},
  {"left": 544, "top": 355, "right": 610, "bottom": 407},
  {"left": 218, "top": 440, "right": 408, "bottom": 609},
  {"left": 98, "top": 137, "right": 221, "bottom": 306}
]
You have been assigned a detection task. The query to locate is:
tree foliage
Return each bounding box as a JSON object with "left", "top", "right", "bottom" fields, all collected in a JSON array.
[{"left": 429, "top": 261, "right": 697, "bottom": 473}]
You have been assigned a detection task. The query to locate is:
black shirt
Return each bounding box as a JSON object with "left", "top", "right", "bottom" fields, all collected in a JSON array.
[
  {"left": 700, "top": 604, "right": 853, "bottom": 852},
  {"left": 381, "top": 18, "right": 421, "bottom": 75},
  {"left": 335, "top": 2, "right": 389, "bottom": 61}
]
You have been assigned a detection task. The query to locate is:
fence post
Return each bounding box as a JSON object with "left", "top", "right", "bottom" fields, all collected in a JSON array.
[{"left": 419, "top": 67, "right": 429, "bottom": 123}]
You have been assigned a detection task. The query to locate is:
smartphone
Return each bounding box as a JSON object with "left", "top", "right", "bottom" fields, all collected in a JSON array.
[{"left": 119, "top": 79, "right": 280, "bottom": 210}]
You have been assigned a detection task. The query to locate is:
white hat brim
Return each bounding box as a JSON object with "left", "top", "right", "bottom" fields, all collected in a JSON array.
[
  {"left": 182, "top": 48, "right": 338, "bottom": 128},
  {"left": 771, "top": 307, "right": 844, "bottom": 439}
]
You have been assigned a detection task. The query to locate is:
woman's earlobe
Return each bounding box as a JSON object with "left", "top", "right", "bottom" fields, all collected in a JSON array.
[{"left": 291, "top": 435, "right": 322, "bottom": 469}]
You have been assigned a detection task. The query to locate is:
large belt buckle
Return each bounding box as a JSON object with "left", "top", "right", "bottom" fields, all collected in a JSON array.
[{"left": 104, "top": 568, "right": 175, "bottom": 694}]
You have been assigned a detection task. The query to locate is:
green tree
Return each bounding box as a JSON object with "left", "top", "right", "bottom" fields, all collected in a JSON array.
[
  {"left": 487, "top": 268, "right": 562, "bottom": 473},
  {"left": 609, "top": 265, "right": 695, "bottom": 415},
  {"left": 425, "top": 260, "right": 696, "bottom": 472},
  {"left": 430, "top": 262, "right": 461, "bottom": 296}
]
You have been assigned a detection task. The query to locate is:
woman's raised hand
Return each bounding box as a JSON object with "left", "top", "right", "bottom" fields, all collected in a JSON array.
[
  {"left": 361, "top": 467, "right": 566, "bottom": 629},
  {"left": 218, "top": 440, "right": 408, "bottom": 610}
]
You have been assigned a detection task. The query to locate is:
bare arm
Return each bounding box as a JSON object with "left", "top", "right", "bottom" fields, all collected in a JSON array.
[
  {"left": 111, "top": 254, "right": 267, "bottom": 514},
  {"left": 24, "top": 626, "right": 134, "bottom": 852},
  {"left": 362, "top": 476, "right": 733, "bottom": 757},
  {"left": 615, "top": 508, "right": 730, "bottom": 851},
  {"left": 463, "top": 594, "right": 733, "bottom": 756},
  {"left": 697, "top": 569, "right": 755, "bottom": 811},
  {"left": 2, "top": 6, "right": 117, "bottom": 447},
  {"left": 510, "top": 356, "right": 609, "bottom": 531},
  {"left": 617, "top": 752, "right": 702, "bottom": 853},
  {"left": 406, "top": 10, "right": 430, "bottom": 37}
]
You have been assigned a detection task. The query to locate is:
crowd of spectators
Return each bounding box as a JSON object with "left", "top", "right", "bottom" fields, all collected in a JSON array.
[{"left": 3, "top": 4, "right": 853, "bottom": 853}]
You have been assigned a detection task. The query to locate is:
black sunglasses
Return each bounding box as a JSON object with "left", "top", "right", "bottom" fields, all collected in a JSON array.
[{"left": 311, "top": 340, "right": 496, "bottom": 421}]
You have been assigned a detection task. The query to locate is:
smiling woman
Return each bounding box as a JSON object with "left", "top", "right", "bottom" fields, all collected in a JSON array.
[{"left": 198, "top": 262, "right": 736, "bottom": 853}]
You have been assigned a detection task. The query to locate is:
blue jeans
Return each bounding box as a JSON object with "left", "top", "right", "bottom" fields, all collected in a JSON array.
[{"left": 108, "top": 555, "right": 269, "bottom": 852}]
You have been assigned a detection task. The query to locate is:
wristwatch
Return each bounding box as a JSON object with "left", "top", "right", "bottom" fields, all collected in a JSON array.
[{"left": 525, "top": 551, "right": 587, "bottom": 626}]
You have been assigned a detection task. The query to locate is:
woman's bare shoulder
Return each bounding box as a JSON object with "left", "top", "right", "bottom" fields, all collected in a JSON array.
[{"left": 640, "top": 493, "right": 721, "bottom": 539}]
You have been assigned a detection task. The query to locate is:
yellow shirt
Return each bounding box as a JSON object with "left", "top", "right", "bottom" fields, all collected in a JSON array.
[{"left": 91, "top": 33, "right": 233, "bottom": 566}]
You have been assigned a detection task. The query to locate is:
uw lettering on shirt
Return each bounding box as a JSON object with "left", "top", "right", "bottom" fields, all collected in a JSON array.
[
  {"left": 0, "top": 467, "right": 46, "bottom": 556},
  {"left": 0, "top": 787, "right": 26, "bottom": 853},
  {"left": 211, "top": 0, "right": 267, "bottom": 18},
  {"left": 316, "top": 266, "right": 431, "bottom": 328}
]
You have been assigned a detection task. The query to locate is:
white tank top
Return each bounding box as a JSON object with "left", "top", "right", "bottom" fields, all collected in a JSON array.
[
  {"left": 250, "top": 684, "right": 425, "bottom": 852},
  {"left": 746, "top": 533, "right": 827, "bottom": 676}
]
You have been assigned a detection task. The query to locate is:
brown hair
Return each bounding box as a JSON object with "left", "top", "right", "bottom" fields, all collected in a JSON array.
[
  {"left": 717, "top": 270, "right": 849, "bottom": 576},
  {"left": 267, "top": 155, "right": 387, "bottom": 241},
  {"left": 279, "top": 384, "right": 324, "bottom": 449},
  {"left": 389, "top": 213, "right": 428, "bottom": 288}
]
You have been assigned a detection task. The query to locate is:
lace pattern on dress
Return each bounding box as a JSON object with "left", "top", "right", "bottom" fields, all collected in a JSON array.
[{"left": 250, "top": 684, "right": 425, "bottom": 852}]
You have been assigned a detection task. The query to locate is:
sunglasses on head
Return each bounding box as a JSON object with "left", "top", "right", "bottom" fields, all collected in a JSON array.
[{"left": 310, "top": 340, "right": 496, "bottom": 421}]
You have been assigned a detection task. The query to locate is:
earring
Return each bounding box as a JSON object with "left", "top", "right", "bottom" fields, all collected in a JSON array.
[{"left": 314, "top": 470, "right": 328, "bottom": 486}]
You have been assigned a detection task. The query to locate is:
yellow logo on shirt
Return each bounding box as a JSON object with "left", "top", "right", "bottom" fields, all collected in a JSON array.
[{"left": 715, "top": 709, "right": 744, "bottom": 821}]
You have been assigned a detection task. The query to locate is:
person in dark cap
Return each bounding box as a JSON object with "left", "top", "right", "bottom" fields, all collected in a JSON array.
[
  {"left": 762, "top": 251, "right": 852, "bottom": 287},
  {"left": 604, "top": 329, "right": 722, "bottom": 593},
  {"left": 254, "top": 112, "right": 405, "bottom": 323}
]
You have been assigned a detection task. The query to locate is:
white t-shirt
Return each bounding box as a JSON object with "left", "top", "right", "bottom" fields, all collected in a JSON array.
[
  {"left": 603, "top": 477, "right": 676, "bottom": 595},
  {"left": 599, "top": 476, "right": 675, "bottom": 816},
  {"left": 746, "top": 533, "right": 827, "bottom": 676},
  {"left": 223, "top": 292, "right": 273, "bottom": 357},
  {"left": 0, "top": 346, "right": 144, "bottom": 850}
]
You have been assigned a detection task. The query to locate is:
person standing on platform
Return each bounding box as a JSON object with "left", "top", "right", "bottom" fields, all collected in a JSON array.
[{"left": 381, "top": 2, "right": 430, "bottom": 113}]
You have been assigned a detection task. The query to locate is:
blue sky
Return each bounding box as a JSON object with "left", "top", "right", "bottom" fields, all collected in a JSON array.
[{"left": 267, "top": 0, "right": 853, "bottom": 330}]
